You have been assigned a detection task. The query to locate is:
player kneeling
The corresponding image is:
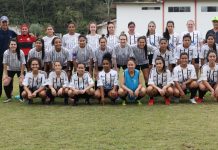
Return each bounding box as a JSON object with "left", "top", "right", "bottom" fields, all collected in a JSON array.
[
  {"left": 68, "top": 63, "right": 95, "bottom": 106},
  {"left": 197, "top": 50, "right": 218, "bottom": 103},
  {"left": 95, "top": 53, "right": 118, "bottom": 105},
  {"left": 147, "top": 56, "right": 174, "bottom": 105},
  {"left": 22, "top": 58, "right": 47, "bottom": 104},
  {"left": 118, "top": 57, "right": 146, "bottom": 105},
  {"left": 46, "top": 61, "right": 69, "bottom": 105}
]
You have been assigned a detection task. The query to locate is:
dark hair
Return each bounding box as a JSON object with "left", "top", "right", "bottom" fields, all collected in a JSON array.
[
  {"left": 128, "top": 57, "right": 136, "bottom": 64},
  {"left": 183, "top": 33, "right": 191, "bottom": 40},
  {"left": 180, "top": 52, "right": 189, "bottom": 58},
  {"left": 51, "top": 37, "right": 61, "bottom": 46},
  {"left": 137, "top": 36, "right": 148, "bottom": 59},
  {"left": 67, "top": 21, "right": 76, "bottom": 27},
  {"left": 159, "top": 38, "right": 170, "bottom": 50},
  {"left": 88, "top": 21, "right": 97, "bottom": 34},
  {"left": 146, "top": 21, "right": 156, "bottom": 37},
  {"left": 9, "top": 38, "right": 20, "bottom": 60},
  {"left": 78, "top": 34, "right": 87, "bottom": 42},
  {"left": 102, "top": 52, "right": 112, "bottom": 64},
  {"left": 119, "top": 31, "right": 128, "bottom": 39},
  {"left": 35, "top": 38, "right": 45, "bottom": 60},
  {"left": 163, "top": 20, "right": 174, "bottom": 40},
  {"left": 27, "top": 57, "right": 42, "bottom": 71},
  {"left": 77, "top": 62, "right": 86, "bottom": 68},
  {"left": 99, "top": 34, "right": 107, "bottom": 43},
  {"left": 155, "top": 56, "right": 166, "bottom": 72},
  {"left": 207, "top": 50, "right": 217, "bottom": 62},
  {"left": 106, "top": 21, "right": 114, "bottom": 38},
  {"left": 206, "top": 33, "right": 217, "bottom": 53},
  {"left": 128, "top": 21, "right": 135, "bottom": 27},
  {"left": 45, "top": 24, "right": 55, "bottom": 35}
]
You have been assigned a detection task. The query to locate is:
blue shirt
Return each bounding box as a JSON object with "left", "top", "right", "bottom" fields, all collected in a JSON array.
[
  {"left": 124, "top": 69, "right": 140, "bottom": 92},
  {"left": 0, "top": 28, "right": 17, "bottom": 59},
  {"left": 205, "top": 29, "right": 218, "bottom": 44}
]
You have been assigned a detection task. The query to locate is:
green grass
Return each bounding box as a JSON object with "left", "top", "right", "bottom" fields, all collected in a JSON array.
[{"left": 1, "top": 78, "right": 218, "bottom": 149}]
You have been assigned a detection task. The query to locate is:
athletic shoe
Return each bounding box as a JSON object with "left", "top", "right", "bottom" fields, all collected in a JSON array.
[
  {"left": 165, "top": 98, "right": 170, "bottom": 105},
  {"left": 189, "top": 98, "right": 197, "bottom": 104},
  {"left": 122, "top": 100, "right": 126, "bottom": 106},
  {"left": 3, "top": 99, "right": 12, "bottom": 103},
  {"left": 196, "top": 97, "right": 203, "bottom": 103},
  {"left": 137, "top": 100, "right": 142, "bottom": 105},
  {"left": 148, "top": 98, "right": 154, "bottom": 106},
  {"left": 19, "top": 99, "right": 24, "bottom": 102}
]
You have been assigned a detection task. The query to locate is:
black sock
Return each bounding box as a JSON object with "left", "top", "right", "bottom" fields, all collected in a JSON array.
[
  {"left": 198, "top": 89, "right": 206, "bottom": 99},
  {"left": 190, "top": 88, "right": 198, "bottom": 99}
]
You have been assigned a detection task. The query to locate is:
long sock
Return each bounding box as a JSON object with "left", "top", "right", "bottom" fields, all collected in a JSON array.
[
  {"left": 198, "top": 89, "right": 206, "bottom": 99},
  {"left": 190, "top": 88, "right": 198, "bottom": 99},
  {"left": 19, "top": 85, "right": 24, "bottom": 99}
]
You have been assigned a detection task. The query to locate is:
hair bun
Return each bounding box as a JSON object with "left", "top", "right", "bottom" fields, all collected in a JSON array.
[{"left": 103, "top": 52, "right": 112, "bottom": 60}]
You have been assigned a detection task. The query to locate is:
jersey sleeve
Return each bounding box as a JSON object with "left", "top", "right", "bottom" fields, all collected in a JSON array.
[
  {"left": 199, "top": 46, "right": 205, "bottom": 59},
  {"left": 63, "top": 73, "right": 69, "bottom": 88},
  {"left": 97, "top": 73, "right": 103, "bottom": 87},
  {"left": 128, "top": 46, "right": 135, "bottom": 58},
  {"left": 166, "top": 70, "right": 174, "bottom": 85},
  {"left": 22, "top": 73, "right": 30, "bottom": 86},
  {"left": 68, "top": 75, "right": 75, "bottom": 88},
  {"left": 2, "top": 51, "right": 8, "bottom": 64},
  {"left": 190, "top": 65, "right": 197, "bottom": 80},
  {"left": 148, "top": 69, "right": 155, "bottom": 85},
  {"left": 172, "top": 67, "right": 179, "bottom": 82},
  {"left": 113, "top": 71, "right": 119, "bottom": 86},
  {"left": 200, "top": 65, "right": 207, "bottom": 81},
  {"left": 192, "top": 47, "right": 198, "bottom": 59},
  {"left": 87, "top": 73, "right": 94, "bottom": 85},
  {"left": 20, "top": 51, "right": 26, "bottom": 64},
  {"left": 152, "top": 51, "right": 157, "bottom": 65}
]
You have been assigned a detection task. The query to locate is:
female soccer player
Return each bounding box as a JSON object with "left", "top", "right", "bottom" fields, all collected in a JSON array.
[
  {"left": 22, "top": 58, "right": 47, "bottom": 104},
  {"left": 86, "top": 22, "right": 100, "bottom": 52},
  {"left": 197, "top": 50, "right": 218, "bottom": 103},
  {"left": 112, "top": 32, "right": 135, "bottom": 71},
  {"left": 131, "top": 36, "right": 157, "bottom": 85},
  {"left": 173, "top": 52, "right": 198, "bottom": 104},
  {"left": 72, "top": 34, "right": 93, "bottom": 74},
  {"left": 68, "top": 63, "right": 95, "bottom": 105},
  {"left": 27, "top": 38, "right": 49, "bottom": 71},
  {"left": 127, "top": 21, "right": 140, "bottom": 45},
  {"left": 152, "top": 38, "right": 174, "bottom": 71},
  {"left": 106, "top": 21, "right": 119, "bottom": 49},
  {"left": 146, "top": 21, "right": 161, "bottom": 67},
  {"left": 42, "top": 25, "right": 57, "bottom": 52},
  {"left": 3, "top": 38, "right": 26, "bottom": 102},
  {"left": 95, "top": 53, "right": 118, "bottom": 105},
  {"left": 200, "top": 34, "right": 218, "bottom": 66},
  {"left": 147, "top": 56, "right": 174, "bottom": 105},
  {"left": 175, "top": 34, "right": 197, "bottom": 65},
  {"left": 118, "top": 57, "right": 146, "bottom": 106},
  {"left": 47, "top": 61, "right": 69, "bottom": 105}
]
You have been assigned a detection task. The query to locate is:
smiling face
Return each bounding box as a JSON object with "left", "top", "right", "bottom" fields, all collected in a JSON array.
[
  {"left": 128, "top": 23, "right": 135, "bottom": 33},
  {"left": 77, "top": 63, "right": 85, "bottom": 76},
  {"left": 99, "top": 38, "right": 107, "bottom": 49},
  {"left": 68, "top": 23, "right": 76, "bottom": 34},
  {"left": 180, "top": 54, "right": 188, "bottom": 66},
  {"left": 148, "top": 22, "right": 156, "bottom": 34},
  {"left": 208, "top": 52, "right": 217, "bottom": 64},
  {"left": 46, "top": 26, "right": 54, "bottom": 36},
  {"left": 167, "top": 22, "right": 174, "bottom": 33},
  {"left": 119, "top": 35, "right": 127, "bottom": 47},
  {"left": 1, "top": 20, "right": 9, "bottom": 30},
  {"left": 127, "top": 60, "right": 136, "bottom": 72},
  {"left": 107, "top": 23, "right": 115, "bottom": 34},
  {"left": 137, "top": 38, "right": 146, "bottom": 49},
  {"left": 89, "top": 23, "right": 97, "bottom": 33},
  {"left": 183, "top": 37, "right": 191, "bottom": 48},
  {"left": 54, "top": 61, "right": 62, "bottom": 72},
  {"left": 35, "top": 40, "right": 43, "bottom": 50},
  {"left": 9, "top": 41, "right": 17, "bottom": 51},
  {"left": 78, "top": 37, "right": 86, "bottom": 48},
  {"left": 207, "top": 36, "right": 215, "bottom": 46},
  {"left": 103, "top": 59, "right": 111, "bottom": 72},
  {"left": 31, "top": 60, "right": 40, "bottom": 71},
  {"left": 186, "top": 20, "right": 195, "bottom": 32},
  {"left": 212, "top": 20, "right": 218, "bottom": 29},
  {"left": 21, "top": 26, "right": 29, "bottom": 35},
  {"left": 155, "top": 59, "right": 164, "bottom": 72},
  {"left": 54, "top": 38, "right": 62, "bottom": 50},
  {"left": 159, "top": 40, "right": 168, "bottom": 51}
]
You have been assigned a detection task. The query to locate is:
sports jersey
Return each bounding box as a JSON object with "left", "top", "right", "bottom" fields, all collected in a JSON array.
[
  {"left": 152, "top": 49, "right": 175, "bottom": 67},
  {"left": 93, "top": 46, "right": 112, "bottom": 67},
  {"left": 146, "top": 34, "right": 161, "bottom": 49},
  {"left": 199, "top": 64, "right": 218, "bottom": 84},
  {"left": 167, "top": 32, "right": 180, "bottom": 52},
  {"left": 27, "top": 48, "right": 50, "bottom": 67},
  {"left": 62, "top": 33, "right": 80, "bottom": 52},
  {"left": 131, "top": 44, "right": 157, "bottom": 65},
  {"left": 97, "top": 69, "right": 118, "bottom": 90},
  {"left": 106, "top": 35, "right": 119, "bottom": 49},
  {"left": 86, "top": 34, "right": 101, "bottom": 52},
  {"left": 3, "top": 49, "right": 26, "bottom": 71},
  {"left": 173, "top": 64, "right": 197, "bottom": 83},
  {"left": 42, "top": 35, "right": 57, "bottom": 52},
  {"left": 127, "top": 32, "right": 140, "bottom": 45},
  {"left": 148, "top": 68, "right": 173, "bottom": 87},
  {"left": 22, "top": 71, "right": 46, "bottom": 89},
  {"left": 69, "top": 72, "right": 94, "bottom": 90},
  {"left": 17, "top": 34, "right": 36, "bottom": 56},
  {"left": 112, "top": 44, "right": 135, "bottom": 66},
  {"left": 199, "top": 43, "right": 218, "bottom": 63},
  {"left": 47, "top": 70, "right": 68, "bottom": 89},
  {"left": 175, "top": 45, "right": 197, "bottom": 63},
  {"left": 72, "top": 45, "right": 93, "bottom": 67},
  {"left": 124, "top": 69, "right": 140, "bottom": 91}
]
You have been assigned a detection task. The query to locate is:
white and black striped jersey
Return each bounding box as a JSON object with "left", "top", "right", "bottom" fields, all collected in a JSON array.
[
  {"left": 47, "top": 47, "right": 71, "bottom": 67},
  {"left": 112, "top": 44, "right": 135, "bottom": 66},
  {"left": 62, "top": 33, "right": 80, "bottom": 52},
  {"left": 97, "top": 69, "right": 118, "bottom": 90},
  {"left": 146, "top": 34, "right": 161, "bottom": 51},
  {"left": 199, "top": 64, "right": 218, "bottom": 84},
  {"left": 173, "top": 64, "right": 197, "bottom": 83},
  {"left": 131, "top": 44, "right": 157, "bottom": 65},
  {"left": 72, "top": 45, "right": 93, "bottom": 67},
  {"left": 167, "top": 33, "right": 180, "bottom": 52},
  {"left": 47, "top": 70, "right": 68, "bottom": 89},
  {"left": 127, "top": 32, "right": 141, "bottom": 45},
  {"left": 175, "top": 45, "right": 197, "bottom": 63},
  {"left": 22, "top": 71, "right": 46, "bottom": 89},
  {"left": 86, "top": 34, "right": 101, "bottom": 52},
  {"left": 93, "top": 46, "right": 113, "bottom": 67},
  {"left": 42, "top": 35, "right": 57, "bottom": 52},
  {"left": 106, "top": 35, "right": 119, "bottom": 49},
  {"left": 69, "top": 72, "right": 94, "bottom": 90},
  {"left": 148, "top": 68, "right": 173, "bottom": 87},
  {"left": 3, "top": 49, "right": 26, "bottom": 71},
  {"left": 27, "top": 48, "right": 50, "bottom": 67},
  {"left": 180, "top": 31, "right": 203, "bottom": 51},
  {"left": 152, "top": 49, "right": 175, "bottom": 68},
  {"left": 200, "top": 43, "right": 218, "bottom": 63}
]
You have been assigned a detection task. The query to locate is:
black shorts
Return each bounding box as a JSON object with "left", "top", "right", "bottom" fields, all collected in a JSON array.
[
  {"left": 194, "top": 55, "right": 199, "bottom": 64},
  {"left": 29, "top": 87, "right": 40, "bottom": 97},
  {"left": 136, "top": 64, "right": 149, "bottom": 70},
  {"left": 98, "top": 66, "right": 103, "bottom": 71},
  {"left": 148, "top": 54, "right": 153, "bottom": 65},
  {"left": 104, "top": 89, "right": 111, "bottom": 97},
  {"left": 117, "top": 65, "right": 127, "bottom": 70}
]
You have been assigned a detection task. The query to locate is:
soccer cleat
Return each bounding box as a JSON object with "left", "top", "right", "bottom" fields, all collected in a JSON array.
[
  {"left": 19, "top": 99, "right": 24, "bottom": 103},
  {"left": 189, "top": 98, "right": 197, "bottom": 104},
  {"left": 122, "top": 100, "right": 126, "bottom": 106},
  {"left": 3, "top": 99, "right": 12, "bottom": 103},
  {"left": 137, "top": 100, "right": 142, "bottom": 105},
  {"left": 165, "top": 98, "right": 170, "bottom": 105},
  {"left": 196, "top": 97, "right": 203, "bottom": 103},
  {"left": 148, "top": 98, "right": 154, "bottom": 106}
]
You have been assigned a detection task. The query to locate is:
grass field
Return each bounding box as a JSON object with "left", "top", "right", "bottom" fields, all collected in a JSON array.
[{"left": 1, "top": 78, "right": 218, "bottom": 150}]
